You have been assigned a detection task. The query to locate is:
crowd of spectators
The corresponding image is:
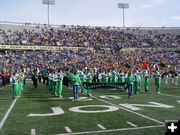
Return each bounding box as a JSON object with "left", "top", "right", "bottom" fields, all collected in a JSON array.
[
  {"left": 0, "top": 25, "right": 179, "bottom": 48},
  {"left": 0, "top": 49, "right": 179, "bottom": 78},
  {"left": 0, "top": 24, "right": 179, "bottom": 83}
]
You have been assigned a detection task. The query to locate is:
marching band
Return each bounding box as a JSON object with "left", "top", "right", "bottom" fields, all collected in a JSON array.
[{"left": 7, "top": 64, "right": 179, "bottom": 100}]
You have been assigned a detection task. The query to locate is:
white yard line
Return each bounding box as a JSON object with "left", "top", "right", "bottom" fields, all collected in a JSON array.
[
  {"left": 91, "top": 95, "right": 164, "bottom": 125},
  {"left": 31, "top": 129, "right": 36, "bottom": 135},
  {"left": 54, "top": 125, "right": 164, "bottom": 135},
  {"left": 0, "top": 97, "right": 18, "bottom": 130},
  {"left": 97, "top": 124, "right": 106, "bottom": 130},
  {"left": 160, "top": 93, "right": 180, "bottom": 98},
  {"left": 64, "top": 126, "right": 72, "bottom": 133},
  {"left": 127, "top": 121, "right": 137, "bottom": 127}
]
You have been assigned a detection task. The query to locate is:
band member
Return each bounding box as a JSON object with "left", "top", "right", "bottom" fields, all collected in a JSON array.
[
  {"left": 48, "top": 71, "right": 53, "bottom": 91},
  {"left": 52, "top": 70, "right": 59, "bottom": 96},
  {"left": 85, "top": 71, "right": 92, "bottom": 96},
  {"left": 19, "top": 71, "right": 24, "bottom": 95},
  {"left": 32, "top": 69, "right": 38, "bottom": 88},
  {"left": 134, "top": 69, "right": 141, "bottom": 94},
  {"left": 42, "top": 70, "right": 48, "bottom": 86},
  {"left": 144, "top": 69, "right": 150, "bottom": 92},
  {"left": 10, "top": 72, "right": 19, "bottom": 99},
  {"left": 57, "top": 70, "right": 64, "bottom": 98},
  {"left": 154, "top": 68, "right": 161, "bottom": 94}
]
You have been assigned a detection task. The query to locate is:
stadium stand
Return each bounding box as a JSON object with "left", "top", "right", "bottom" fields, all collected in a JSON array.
[
  {"left": 0, "top": 23, "right": 179, "bottom": 47},
  {"left": 0, "top": 22, "right": 179, "bottom": 82},
  {"left": 0, "top": 22, "right": 179, "bottom": 135}
]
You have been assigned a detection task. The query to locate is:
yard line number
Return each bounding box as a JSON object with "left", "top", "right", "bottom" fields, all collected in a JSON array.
[{"left": 27, "top": 95, "right": 176, "bottom": 117}]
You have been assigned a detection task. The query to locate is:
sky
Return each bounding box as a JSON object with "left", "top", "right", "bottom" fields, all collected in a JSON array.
[{"left": 0, "top": 0, "right": 180, "bottom": 27}]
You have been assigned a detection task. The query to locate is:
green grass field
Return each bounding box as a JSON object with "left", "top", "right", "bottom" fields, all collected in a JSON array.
[{"left": 0, "top": 79, "right": 179, "bottom": 135}]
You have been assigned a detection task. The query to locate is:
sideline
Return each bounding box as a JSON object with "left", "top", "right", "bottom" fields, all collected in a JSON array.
[{"left": 0, "top": 97, "right": 19, "bottom": 130}]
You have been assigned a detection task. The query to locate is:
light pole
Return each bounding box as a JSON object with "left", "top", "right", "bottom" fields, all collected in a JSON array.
[
  {"left": 42, "top": 0, "right": 55, "bottom": 26},
  {"left": 118, "top": 3, "right": 129, "bottom": 27}
]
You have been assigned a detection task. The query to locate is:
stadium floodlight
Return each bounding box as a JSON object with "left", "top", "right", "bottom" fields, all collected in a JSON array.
[
  {"left": 118, "top": 3, "right": 129, "bottom": 27},
  {"left": 42, "top": 0, "right": 55, "bottom": 26}
]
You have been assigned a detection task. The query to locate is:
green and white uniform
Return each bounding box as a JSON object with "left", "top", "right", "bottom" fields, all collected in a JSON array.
[
  {"left": 108, "top": 72, "right": 112, "bottom": 83},
  {"left": 119, "top": 73, "right": 126, "bottom": 83},
  {"left": 85, "top": 73, "right": 92, "bottom": 96},
  {"left": 79, "top": 72, "right": 87, "bottom": 93},
  {"left": 98, "top": 73, "right": 103, "bottom": 83},
  {"left": 144, "top": 70, "right": 150, "bottom": 92},
  {"left": 18, "top": 74, "right": 24, "bottom": 96},
  {"left": 52, "top": 74, "right": 59, "bottom": 96},
  {"left": 112, "top": 71, "right": 118, "bottom": 83},
  {"left": 104, "top": 74, "right": 109, "bottom": 83},
  {"left": 57, "top": 73, "right": 63, "bottom": 97},
  {"left": 134, "top": 71, "right": 141, "bottom": 94},
  {"left": 154, "top": 71, "right": 161, "bottom": 93},
  {"left": 11, "top": 75, "right": 19, "bottom": 99},
  {"left": 101, "top": 73, "right": 107, "bottom": 83}
]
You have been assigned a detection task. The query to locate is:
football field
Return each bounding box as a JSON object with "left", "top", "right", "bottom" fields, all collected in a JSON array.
[{"left": 0, "top": 79, "right": 179, "bottom": 135}]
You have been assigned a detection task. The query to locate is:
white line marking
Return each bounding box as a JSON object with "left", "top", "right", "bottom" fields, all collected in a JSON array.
[
  {"left": 49, "top": 98, "right": 63, "bottom": 100},
  {"left": 160, "top": 93, "right": 180, "bottom": 98},
  {"left": 69, "top": 105, "right": 119, "bottom": 113},
  {"left": 64, "top": 126, "right": 72, "bottom": 133},
  {"left": 53, "top": 125, "right": 164, "bottom": 135},
  {"left": 97, "top": 124, "right": 106, "bottom": 130},
  {"left": 99, "top": 95, "right": 121, "bottom": 100},
  {"left": 31, "top": 129, "right": 36, "bottom": 135},
  {"left": 28, "top": 107, "right": 64, "bottom": 117},
  {"left": 68, "top": 97, "right": 93, "bottom": 101},
  {"left": 0, "top": 97, "right": 18, "bottom": 130},
  {"left": 127, "top": 121, "right": 137, "bottom": 127},
  {"left": 119, "top": 102, "right": 174, "bottom": 111},
  {"left": 91, "top": 95, "right": 164, "bottom": 125}
]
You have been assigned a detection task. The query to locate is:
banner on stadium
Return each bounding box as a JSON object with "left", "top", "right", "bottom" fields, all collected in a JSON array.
[
  {"left": 0, "top": 45, "right": 94, "bottom": 51},
  {"left": 0, "top": 45, "right": 177, "bottom": 52},
  {"left": 82, "top": 82, "right": 127, "bottom": 89}
]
